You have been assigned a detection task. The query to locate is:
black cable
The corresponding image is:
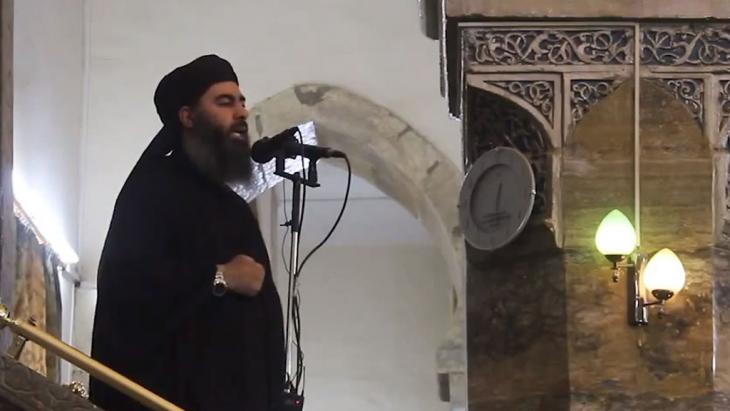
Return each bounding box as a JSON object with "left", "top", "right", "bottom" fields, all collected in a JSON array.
[
  {"left": 287, "top": 128, "right": 310, "bottom": 394},
  {"left": 296, "top": 154, "right": 352, "bottom": 278},
  {"left": 284, "top": 128, "right": 309, "bottom": 395},
  {"left": 283, "top": 140, "right": 351, "bottom": 398},
  {"left": 281, "top": 178, "right": 297, "bottom": 390},
  {"left": 280, "top": 227, "right": 291, "bottom": 275},
  {"left": 292, "top": 291, "right": 303, "bottom": 391},
  {"left": 280, "top": 184, "right": 291, "bottom": 274}
]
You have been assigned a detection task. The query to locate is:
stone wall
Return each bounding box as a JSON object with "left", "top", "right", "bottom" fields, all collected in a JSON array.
[
  {"left": 466, "top": 76, "right": 720, "bottom": 411},
  {"left": 563, "top": 80, "right": 714, "bottom": 408},
  {"left": 467, "top": 228, "right": 568, "bottom": 410},
  {"left": 449, "top": 14, "right": 730, "bottom": 408}
]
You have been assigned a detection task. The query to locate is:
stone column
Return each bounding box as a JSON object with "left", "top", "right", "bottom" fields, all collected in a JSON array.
[{"left": 0, "top": 0, "right": 15, "bottom": 353}]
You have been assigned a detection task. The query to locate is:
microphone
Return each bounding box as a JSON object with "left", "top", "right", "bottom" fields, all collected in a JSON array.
[{"left": 251, "top": 127, "right": 345, "bottom": 164}]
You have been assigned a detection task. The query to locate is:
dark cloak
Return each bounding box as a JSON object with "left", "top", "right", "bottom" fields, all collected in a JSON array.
[{"left": 89, "top": 125, "right": 285, "bottom": 411}]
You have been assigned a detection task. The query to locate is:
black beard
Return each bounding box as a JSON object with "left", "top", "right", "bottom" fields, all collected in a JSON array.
[{"left": 182, "top": 112, "right": 252, "bottom": 184}]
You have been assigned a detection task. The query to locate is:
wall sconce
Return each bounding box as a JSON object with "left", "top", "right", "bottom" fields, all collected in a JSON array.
[
  {"left": 595, "top": 209, "right": 686, "bottom": 326},
  {"left": 595, "top": 209, "right": 637, "bottom": 281},
  {"left": 643, "top": 248, "right": 686, "bottom": 302}
]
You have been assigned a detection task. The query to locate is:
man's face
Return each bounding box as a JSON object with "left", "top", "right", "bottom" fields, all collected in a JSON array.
[{"left": 183, "top": 81, "right": 252, "bottom": 183}]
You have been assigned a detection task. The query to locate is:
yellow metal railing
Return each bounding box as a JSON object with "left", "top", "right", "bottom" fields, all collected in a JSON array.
[{"left": 0, "top": 304, "right": 183, "bottom": 411}]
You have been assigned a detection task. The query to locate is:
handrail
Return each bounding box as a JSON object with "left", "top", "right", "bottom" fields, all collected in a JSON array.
[{"left": 0, "top": 304, "right": 183, "bottom": 411}]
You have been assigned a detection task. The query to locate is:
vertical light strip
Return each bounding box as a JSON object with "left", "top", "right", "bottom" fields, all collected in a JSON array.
[
  {"left": 12, "top": 172, "right": 79, "bottom": 264},
  {"left": 634, "top": 23, "right": 641, "bottom": 247}
]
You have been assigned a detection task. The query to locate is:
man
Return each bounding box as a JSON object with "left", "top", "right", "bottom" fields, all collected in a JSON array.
[{"left": 89, "top": 55, "right": 285, "bottom": 411}]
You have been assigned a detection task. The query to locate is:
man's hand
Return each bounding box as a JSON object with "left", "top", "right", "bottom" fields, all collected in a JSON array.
[{"left": 219, "top": 255, "right": 265, "bottom": 297}]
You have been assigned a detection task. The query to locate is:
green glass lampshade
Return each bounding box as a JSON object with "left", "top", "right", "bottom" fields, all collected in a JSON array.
[{"left": 595, "top": 209, "right": 637, "bottom": 257}]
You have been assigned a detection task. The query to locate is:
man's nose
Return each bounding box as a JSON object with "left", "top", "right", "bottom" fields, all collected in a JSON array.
[{"left": 235, "top": 104, "right": 249, "bottom": 119}]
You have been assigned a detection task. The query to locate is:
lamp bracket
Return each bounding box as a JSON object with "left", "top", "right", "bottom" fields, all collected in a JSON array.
[
  {"left": 626, "top": 258, "right": 649, "bottom": 326},
  {"left": 604, "top": 251, "right": 680, "bottom": 326}
]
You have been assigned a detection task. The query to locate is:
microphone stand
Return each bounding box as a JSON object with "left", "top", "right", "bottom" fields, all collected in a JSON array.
[{"left": 274, "top": 152, "right": 320, "bottom": 411}]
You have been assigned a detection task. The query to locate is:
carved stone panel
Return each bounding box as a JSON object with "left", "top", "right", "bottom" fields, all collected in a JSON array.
[
  {"left": 488, "top": 80, "right": 554, "bottom": 125},
  {"left": 642, "top": 25, "right": 730, "bottom": 66},
  {"left": 466, "top": 87, "right": 551, "bottom": 217},
  {"left": 721, "top": 80, "right": 730, "bottom": 136},
  {"left": 653, "top": 78, "right": 705, "bottom": 128},
  {"left": 571, "top": 79, "right": 624, "bottom": 124},
  {"left": 454, "top": 19, "right": 730, "bottom": 411},
  {"left": 463, "top": 27, "right": 635, "bottom": 66}
]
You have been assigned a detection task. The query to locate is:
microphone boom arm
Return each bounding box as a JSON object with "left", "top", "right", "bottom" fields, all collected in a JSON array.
[{"left": 274, "top": 148, "right": 321, "bottom": 187}]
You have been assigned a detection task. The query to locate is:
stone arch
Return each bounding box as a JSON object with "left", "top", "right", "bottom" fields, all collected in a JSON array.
[
  {"left": 476, "top": 82, "right": 558, "bottom": 149},
  {"left": 249, "top": 84, "right": 465, "bottom": 310},
  {"left": 250, "top": 84, "right": 467, "bottom": 406}
]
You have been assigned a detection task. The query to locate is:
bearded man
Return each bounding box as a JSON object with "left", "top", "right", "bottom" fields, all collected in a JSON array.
[{"left": 89, "top": 55, "right": 285, "bottom": 411}]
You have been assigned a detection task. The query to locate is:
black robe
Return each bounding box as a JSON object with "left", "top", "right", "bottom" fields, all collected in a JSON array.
[{"left": 89, "top": 128, "right": 285, "bottom": 411}]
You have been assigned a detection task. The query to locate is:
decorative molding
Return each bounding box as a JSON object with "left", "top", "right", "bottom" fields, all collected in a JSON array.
[
  {"left": 571, "top": 80, "right": 623, "bottom": 124},
  {"left": 467, "top": 87, "right": 550, "bottom": 215},
  {"left": 463, "top": 27, "right": 634, "bottom": 66},
  {"left": 0, "top": 355, "right": 98, "bottom": 410},
  {"left": 717, "top": 80, "right": 730, "bottom": 216},
  {"left": 488, "top": 80, "right": 555, "bottom": 125},
  {"left": 457, "top": 22, "right": 730, "bottom": 283},
  {"left": 725, "top": 141, "right": 730, "bottom": 217},
  {"left": 655, "top": 78, "right": 705, "bottom": 128},
  {"left": 642, "top": 26, "right": 730, "bottom": 66},
  {"left": 721, "top": 80, "right": 730, "bottom": 134}
]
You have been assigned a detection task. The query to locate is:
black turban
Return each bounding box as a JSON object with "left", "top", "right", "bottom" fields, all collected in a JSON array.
[{"left": 154, "top": 54, "right": 239, "bottom": 126}]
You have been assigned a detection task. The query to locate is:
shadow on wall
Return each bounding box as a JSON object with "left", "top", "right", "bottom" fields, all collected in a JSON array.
[{"left": 463, "top": 86, "right": 568, "bottom": 410}]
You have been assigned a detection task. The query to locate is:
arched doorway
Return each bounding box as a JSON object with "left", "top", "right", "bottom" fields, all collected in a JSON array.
[{"left": 250, "top": 84, "right": 466, "bottom": 409}]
